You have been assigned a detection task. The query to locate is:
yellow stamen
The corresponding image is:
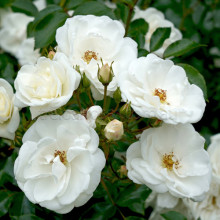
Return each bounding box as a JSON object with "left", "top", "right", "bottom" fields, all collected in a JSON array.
[
  {"left": 83, "top": 50, "right": 98, "bottom": 64},
  {"left": 54, "top": 150, "right": 67, "bottom": 165},
  {"left": 162, "top": 152, "right": 179, "bottom": 171},
  {"left": 154, "top": 88, "right": 169, "bottom": 104}
]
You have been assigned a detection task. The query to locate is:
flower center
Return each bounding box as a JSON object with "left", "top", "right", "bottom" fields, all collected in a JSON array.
[
  {"left": 83, "top": 50, "right": 98, "bottom": 64},
  {"left": 162, "top": 152, "right": 179, "bottom": 171},
  {"left": 154, "top": 88, "right": 168, "bottom": 104},
  {"left": 54, "top": 150, "right": 67, "bottom": 165}
]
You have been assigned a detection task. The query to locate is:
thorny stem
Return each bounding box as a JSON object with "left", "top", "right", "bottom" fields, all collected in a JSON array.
[
  {"left": 125, "top": 0, "right": 139, "bottom": 37},
  {"left": 103, "top": 85, "right": 108, "bottom": 113},
  {"left": 101, "top": 178, "right": 126, "bottom": 220}
]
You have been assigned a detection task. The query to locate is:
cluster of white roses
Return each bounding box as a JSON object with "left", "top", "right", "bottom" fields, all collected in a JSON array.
[{"left": 0, "top": 5, "right": 216, "bottom": 218}]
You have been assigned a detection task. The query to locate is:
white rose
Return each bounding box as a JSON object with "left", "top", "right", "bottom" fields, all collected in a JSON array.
[
  {"left": 0, "top": 12, "right": 33, "bottom": 55},
  {"left": 145, "top": 192, "right": 193, "bottom": 220},
  {"left": 104, "top": 119, "right": 124, "bottom": 141},
  {"left": 14, "top": 110, "right": 106, "bottom": 214},
  {"left": 126, "top": 123, "right": 211, "bottom": 201},
  {"left": 14, "top": 52, "right": 81, "bottom": 119},
  {"left": 207, "top": 134, "right": 220, "bottom": 183},
  {"left": 187, "top": 182, "right": 220, "bottom": 220},
  {"left": 119, "top": 54, "right": 206, "bottom": 124},
  {"left": 15, "top": 38, "right": 40, "bottom": 65},
  {"left": 186, "top": 134, "right": 220, "bottom": 220},
  {"left": 56, "top": 15, "right": 137, "bottom": 100},
  {"left": 133, "top": 7, "right": 182, "bottom": 57},
  {"left": 0, "top": 79, "right": 20, "bottom": 140}
]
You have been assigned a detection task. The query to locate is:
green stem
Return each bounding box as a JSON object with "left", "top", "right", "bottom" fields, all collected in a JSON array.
[
  {"left": 128, "top": 117, "right": 144, "bottom": 129},
  {"left": 104, "top": 103, "right": 119, "bottom": 118},
  {"left": 103, "top": 85, "right": 108, "bottom": 113},
  {"left": 131, "top": 125, "right": 150, "bottom": 133},
  {"left": 59, "top": 0, "right": 66, "bottom": 7},
  {"left": 87, "top": 88, "right": 94, "bottom": 106},
  {"left": 101, "top": 178, "right": 126, "bottom": 220},
  {"left": 75, "top": 91, "right": 82, "bottom": 110},
  {"left": 124, "top": 0, "right": 139, "bottom": 37}
]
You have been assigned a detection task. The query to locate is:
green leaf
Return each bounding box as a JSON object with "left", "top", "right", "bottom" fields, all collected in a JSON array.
[
  {"left": 11, "top": 214, "right": 43, "bottom": 220},
  {"left": 11, "top": 0, "right": 38, "bottom": 16},
  {"left": 74, "top": 1, "right": 116, "bottom": 19},
  {"left": 114, "top": 2, "right": 129, "bottom": 24},
  {"left": 161, "top": 211, "right": 187, "bottom": 220},
  {"left": 0, "top": 190, "right": 13, "bottom": 217},
  {"left": 127, "top": 19, "right": 148, "bottom": 48},
  {"left": 138, "top": 49, "right": 149, "bottom": 57},
  {"left": 128, "top": 19, "right": 149, "bottom": 35},
  {"left": 92, "top": 202, "right": 116, "bottom": 220},
  {"left": 2, "top": 63, "right": 16, "bottom": 85},
  {"left": 177, "top": 63, "right": 208, "bottom": 100},
  {"left": 0, "top": 0, "right": 15, "bottom": 8},
  {"left": 117, "top": 184, "right": 151, "bottom": 215},
  {"left": 34, "top": 11, "right": 68, "bottom": 48},
  {"left": 163, "top": 39, "right": 205, "bottom": 58},
  {"left": 0, "top": 152, "right": 17, "bottom": 186},
  {"left": 113, "top": 140, "right": 130, "bottom": 152},
  {"left": 9, "top": 192, "right": 35, "bottom": 217},
  {"left": 65, "top": 0, "right": 86, "bottom": 10},
  {"left": 150, "top": 27, "right": 171, "bottom": 52},
  {"left": 126, "top": 217, "right": 146, "bottom": 220},
  {"left": 28, "top": 5, "right": 63, "bottom": 33}
]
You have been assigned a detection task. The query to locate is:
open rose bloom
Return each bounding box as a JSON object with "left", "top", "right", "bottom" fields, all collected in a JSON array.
[
  {"left": 119, "top": 54, "right": 206, "bottom": 124},
  {"left": 186, "top": 134, "right": 220, "bottom": 220},
  {"left": 126, "top": 123, "right": 211, "bottom": 201},
  {"left": 56, "top": 15, "right": 137, "bottom": 100},
  {"left": 14, "top": 52, "right": 81, "bottom": 119},
  {"left": 14, "top": 110, "right": 105, "bottom": 214}
]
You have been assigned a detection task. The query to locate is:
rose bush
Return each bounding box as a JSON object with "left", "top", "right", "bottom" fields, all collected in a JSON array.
[{"left": 0, "top": 0, "right": 218, "bottom": 219}]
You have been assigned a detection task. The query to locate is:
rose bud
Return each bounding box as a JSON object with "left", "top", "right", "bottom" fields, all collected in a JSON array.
[
  {"left": 98, "top": 62, "right": 114, "bottom": 86},
  {"left": 104, "top": 119, "right": 124, "bottom": 141},
  {"left": 119, "top": 102, "right": 132, "bottom": 118}
]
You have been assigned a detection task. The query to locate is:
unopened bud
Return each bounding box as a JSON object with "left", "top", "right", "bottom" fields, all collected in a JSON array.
[
  {"left": 48, "top": 51, "right": 55, "bottom": 60},
  {"left": 82, "top": 72, "right": 90, "bottom": 88},
  {"left": 120, "top": 102, "right": 132, "bottom": 118},
  {"left": 113, "top": 87, "right": 121, "bottom": 104},
  {"left": 104, "top": 119, "right": 124, "bottom": 141},
  {"left": 98, "top": 62, "right": 114, "bottom": 85}
]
